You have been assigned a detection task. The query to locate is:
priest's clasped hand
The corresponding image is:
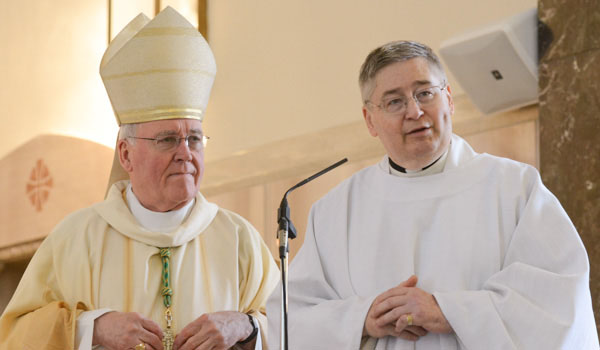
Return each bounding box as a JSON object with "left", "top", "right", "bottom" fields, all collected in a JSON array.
[{"left": 363, "top": 275, "right": 453, "bottom": 341}]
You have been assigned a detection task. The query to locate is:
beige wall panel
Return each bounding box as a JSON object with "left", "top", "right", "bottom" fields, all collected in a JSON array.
[
  {"left": 0, "top": 135, "right": 113, "bottom": 254},
  {"left": 204, "top": 0, "right": 537, "bottom": 162},
  {"left": 464, "top": 121, "right": 538, "bottom": 168},
  {"left": 207, "top": 157, "right": 378, "bottom": 261},
  {"left": 0, "top": 0, "right": 117, "bottom": 159},
  {"left": 208, "top": 184, "right": 267, "bottom": 233}
]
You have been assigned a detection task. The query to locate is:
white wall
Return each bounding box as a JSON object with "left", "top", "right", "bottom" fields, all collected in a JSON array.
[
  {"left": 0, "top": 0, "right": 113, "bottom": 158},
  {"left": 0, "top": 0, "right": 535, "bottom": 161},
  {"left": 204, "top": 0, "right": 537, "bottom": 161}
]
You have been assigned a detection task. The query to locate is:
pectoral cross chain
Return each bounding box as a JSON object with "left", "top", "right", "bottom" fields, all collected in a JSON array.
[{"left": 163, "top": 308, "right": 174, "bottom": 350}]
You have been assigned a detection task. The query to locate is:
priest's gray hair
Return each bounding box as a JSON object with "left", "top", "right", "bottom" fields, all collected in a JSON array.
[
  {"left": 118, "top": 123, "right": 138, "bottom": 143},
  {"left": 359, "top": 40, "right": 447, "bottom": 103}
]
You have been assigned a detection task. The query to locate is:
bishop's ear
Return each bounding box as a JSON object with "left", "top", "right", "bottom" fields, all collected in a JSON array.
[{"left": 117, "top": 139, "right": 134, "bottom": 172}]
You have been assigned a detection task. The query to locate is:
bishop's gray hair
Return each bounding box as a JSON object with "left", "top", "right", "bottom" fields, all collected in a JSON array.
[
  {"left": 358, "top": 40, "right": 446, "bottom": 103},
  {"left": 118, "top": 123, "right": 138, "bottom": 143}
]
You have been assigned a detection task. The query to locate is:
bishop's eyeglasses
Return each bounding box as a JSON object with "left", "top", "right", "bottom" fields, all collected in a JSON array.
[
  {"left": 366, "top": 84, "right": 447, "bottom": 115},
  {"left": 128, "top": 134, "right": 209, "bottom": 151}
]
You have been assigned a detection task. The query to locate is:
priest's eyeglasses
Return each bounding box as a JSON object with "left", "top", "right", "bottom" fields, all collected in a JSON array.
[
  {"left": 367, "top": 84, "right": 447, "bottom": 115},
  {"left": 128, "top": 134, "right": 209, "bottom": 151}
]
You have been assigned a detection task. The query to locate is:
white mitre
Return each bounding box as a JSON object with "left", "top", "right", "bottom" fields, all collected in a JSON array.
[
  {"left": 100, "top": 6, "right": 216, "bottom": 190},
  {"left": 100, "top": 6, "right": 216, "bottom": 125}
]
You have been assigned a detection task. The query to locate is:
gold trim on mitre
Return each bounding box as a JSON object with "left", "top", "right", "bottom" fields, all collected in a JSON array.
[
  {"left": 118, "top": 107, "right": 204, "bottom": 124},
  {"left": 101, "top": 68, "right": 216, "bottom": 81}
]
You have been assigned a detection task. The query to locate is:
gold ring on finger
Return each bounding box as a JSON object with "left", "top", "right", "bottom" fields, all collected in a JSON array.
[
  {"left": 406, "top": 314, "right": 413, "bottom": 326},
  {"left": 135, "top": 343, "right": 146, "bottom": 350}
]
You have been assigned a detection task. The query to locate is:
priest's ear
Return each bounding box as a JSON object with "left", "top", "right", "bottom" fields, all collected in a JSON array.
[
  {"left": 117, "top": 138, "right": 134, "bottom": 172},
  {"left": 445, "top": 84, "right": 455, "bottom": 115},
  {"left": 362, "top": 104, "right": 379, "bottom": 137}
]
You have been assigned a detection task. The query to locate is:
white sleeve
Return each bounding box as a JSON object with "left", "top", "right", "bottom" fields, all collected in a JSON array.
[
  {"left": 434, "top": 178, "right": 599, "bottom": 349},
  {"left": 253, "top": 323, "right": 262, "bottom": 350},
  {"left": 75, "top": 309, "right": 113, "bottom": 350}
]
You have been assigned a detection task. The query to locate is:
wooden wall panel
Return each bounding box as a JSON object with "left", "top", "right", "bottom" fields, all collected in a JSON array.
[{"left": 0, "top": 135, "right": 113, "bottom": 260}]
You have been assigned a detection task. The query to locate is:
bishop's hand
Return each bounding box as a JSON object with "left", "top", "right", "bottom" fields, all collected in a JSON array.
[
  {"left": 92, "top": 311, "right": 164, "bottom": 350},
  {"left": 173, "top": 311, "right": 255, "bottom": 350}
]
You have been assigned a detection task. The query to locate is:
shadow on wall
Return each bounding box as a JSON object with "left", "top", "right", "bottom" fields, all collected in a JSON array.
[{"left": 0, "top": 259, "right": 30, "bottom": 314}]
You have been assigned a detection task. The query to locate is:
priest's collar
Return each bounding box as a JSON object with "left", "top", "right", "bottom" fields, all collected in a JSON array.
[
  {"left": 387, "top": 144, "right": 450, "bottom": 178},
  {"left": 126, "top": 183, "right": 195, "bottom": 232}
]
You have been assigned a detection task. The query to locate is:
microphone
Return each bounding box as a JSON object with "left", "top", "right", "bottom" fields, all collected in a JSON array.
[
  {"left": 276, "top": 158, "right": 348, "bottom": 257},
  {"left": 276, "top": 158, "right": 347, "bottom": 350}
]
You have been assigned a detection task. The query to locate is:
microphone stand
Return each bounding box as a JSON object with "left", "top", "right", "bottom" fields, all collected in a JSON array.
[{"left": 277, "top": 158, "right": 347, "bottom": 350}]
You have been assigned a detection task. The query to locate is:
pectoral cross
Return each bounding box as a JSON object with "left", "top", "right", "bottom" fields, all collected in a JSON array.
[{"left": 163, "top": 308, "right": 174, "bottom": 350}]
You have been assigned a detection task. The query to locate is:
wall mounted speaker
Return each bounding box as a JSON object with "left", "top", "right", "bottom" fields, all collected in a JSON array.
[{"left": 439, "top": 8, "right": 538, "bottom": 115}]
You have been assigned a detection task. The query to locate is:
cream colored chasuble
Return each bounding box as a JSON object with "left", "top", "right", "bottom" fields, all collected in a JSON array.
[
  {"left": 77, "top": 184, "right": 196, "bottom": 349},
  {"left": 0, "top": 181, "right": 279, "bottom": 349},
  {"left": 93, "top": 181, "right": 220, "bottom": 333}
]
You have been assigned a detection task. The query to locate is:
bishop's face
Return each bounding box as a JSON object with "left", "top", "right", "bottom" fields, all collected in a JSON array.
[
  {"left": 118, "top": 118, "right": 205, "bottom": 212},
  {"left": 362, "top": 57, "right": 454, "bottom": 170}
]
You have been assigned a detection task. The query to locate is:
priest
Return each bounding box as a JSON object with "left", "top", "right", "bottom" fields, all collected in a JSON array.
[
  {"left": 266, "top": 40, "right": 599, "bottom": 349},
  {"left": 0, "top": 7, "right": 279, "bottom": 350}
]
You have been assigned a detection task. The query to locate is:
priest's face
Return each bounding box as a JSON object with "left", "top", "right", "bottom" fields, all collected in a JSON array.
[
  {"left": 362, "top": 57, "right": 454, "bottom": 170},
  {"left": 118, "top": 119, "right": 205, "bottom": 212}
]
